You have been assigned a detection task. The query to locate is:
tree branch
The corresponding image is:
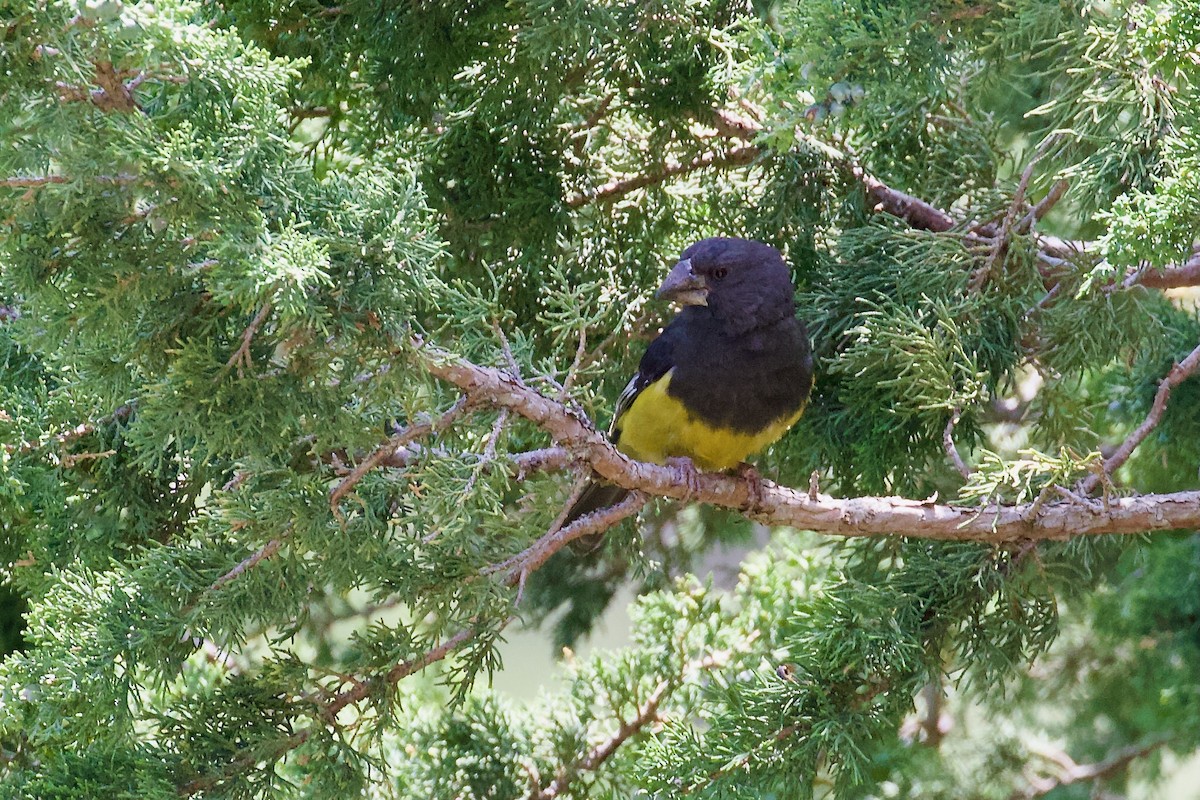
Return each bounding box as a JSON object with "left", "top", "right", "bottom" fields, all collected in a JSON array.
[
  {"left": 330, "top": 396, "right": 472, "bottom": 517},
  {"left": 322, "top": 625, "right": 482, "bottom": 720},
  {"left": 1126, "top": 251, "right": 1200, "bottom": 289},
  {"left": 484, "top": 492, "right": 648, "bottom": 585},
  {"left": 7, "top": 401, "right": 136, "bottom": 458},
  {"left": 566, "top": 145, "right": 758, "bottom": 208},
  {"left": 1080, "top": 341, "right": 1200, "bottom": 495},
  {"left": 2, "top": 172, "right": 137, "bottom": 189},
  {"left": 417, "top": 343, "right": 1200, "bottom": 542},
  {"left": 511, "top": 446, "right": 572, "bottom": 479},
  {"left": 55, "top": 60, "right": 141, "bottom": 112},
  {"left": 971, "top": 139, "right": 1055, "bottom": 292},
  {"left": 179, "top": 624, "right": 483, "bottom": 796},
  {"left": 536, "top": 675, "right": 673, "bottom": 799},
  {"left": 1017, "top": 179, "right": 1069, "bottom": 234},
  {"left": 1, "top": 175, "right": 67, "bottom": 188},
  {"left": 207, "top": 537, "right": 285, "bottom": 593},
  {"left": 1021, "top": 738, "right": 1167, "bottom": 799},
  {"left": 943, "top": 407, "right": 971, "bottom": 478},
  {"left": 704, "top": 109, "right": 1200, "bottom": 294},
  {"left": 220, "top": 302, "right": 273, "bottom": 380}
]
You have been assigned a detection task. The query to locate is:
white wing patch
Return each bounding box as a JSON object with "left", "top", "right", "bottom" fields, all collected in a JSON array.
[{"left": 609, "top": 368, "right": 670, "bottom": 438}]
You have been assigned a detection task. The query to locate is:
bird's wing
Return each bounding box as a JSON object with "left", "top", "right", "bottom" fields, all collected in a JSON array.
[{"left": 609, "top": 321, "right": 680, "bottom": 442}]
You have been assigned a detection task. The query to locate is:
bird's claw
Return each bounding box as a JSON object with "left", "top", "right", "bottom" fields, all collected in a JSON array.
[
  {"left": 736, "top": 461, "right": 765, "bottom": 512},
  {"left": 666, "top": 456, "right": 701, "bottom": 502}
]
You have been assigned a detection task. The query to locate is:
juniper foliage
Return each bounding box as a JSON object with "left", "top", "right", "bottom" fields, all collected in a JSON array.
[{"left": 2, "top": 0, "right": 1200, "bottom": 797}]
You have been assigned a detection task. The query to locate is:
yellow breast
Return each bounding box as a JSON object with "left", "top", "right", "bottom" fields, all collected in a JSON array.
[{"left": 614, "top": 370, "right": 804, "bottom": 471}]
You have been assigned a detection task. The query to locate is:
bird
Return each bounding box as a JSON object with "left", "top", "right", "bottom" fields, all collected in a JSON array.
[{"left": 561, "top": 236, "right": 813, "bottom": 535}]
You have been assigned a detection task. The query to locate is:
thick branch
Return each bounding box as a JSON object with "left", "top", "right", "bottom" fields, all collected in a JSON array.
[
  {"left": 418, "top": 345, "right": 1200, "bottom": 542},
  {"left": 858, "top": 168, "right": 957, "bottom": 232},
  {"left": 55, "top": 61, "right": 141, "bottom": 112},
  {"left": 1127, "top": 252, "right": 1200, "bottom": 289}
]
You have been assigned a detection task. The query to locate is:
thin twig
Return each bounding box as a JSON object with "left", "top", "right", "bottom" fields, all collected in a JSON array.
[
  {"left": 567, "top": 91, "right": 617, "bottom": 133},
  {"left": 971, "top": 139, "right": 1055, "bottom": 292},
  {"left": 369, "top": 443, "right": 571, "bottom": 478},
  {"left": 1022, "top": 738, "right": 1168, "bottom": 799},
  {"left": 943, "top": 407, "right": 971, "bottom": 478},
  {"left": 208, "top": 537, "right": 285, "bottom": 593},
  {"left": 461, "top": 409, "right": 509, "bottom": 497},
  {"left": 8, "top": 402, "right": 136, "bottom": 458},
  {"left": 536, "top": 676, "right": 673, "bottom": 799},
  {"left": 181, "top": 624, "right": 487, "bottom": 796},
  {"left": 559, "top": 325, "right": 589, "bottom": 398},
  {"left": 577, "top": 301, "right": 657, "bottom": 372},
  {"left": 1016, "top": 179, "right": 1069, "bottom": 234},
  {"left": 288, "top": 105, "right": 333, "bottom": 119},
  {"left": 220, "top": 302, "right": 273, "bottom": 380},
  {"left": 483, "top": 492, "right": 647, "bottom": 584},
  {"left": 566, "top": 145, "right": 759, "bottom": 208},
  {"left": 59, "top": 449, "right": 116, "bottom": 467},
  {"left": 492, "top": 321, "right": 524, "bottom": 383},
  {"left": 322, "top": 625, "right": 482, "bottom": 720},
  {"left": 199, "top": 639, "right": 242, "bottom": 675},
  {"left": 329, "top": 396, "right": 472, "bottom": 517},
  {"left": 1079, "top": 341, "right": 1200, "bottom": 495}
]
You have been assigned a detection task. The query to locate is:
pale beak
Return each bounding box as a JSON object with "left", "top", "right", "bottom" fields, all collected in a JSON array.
[{"left": 655, "top": 258, "right": 707, "bottom": 306}]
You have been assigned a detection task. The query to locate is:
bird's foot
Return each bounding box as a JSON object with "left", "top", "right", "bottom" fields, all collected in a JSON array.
[
  {"left": 666, "top": 456, "right": 701, "bottom": 502},
  {"left": 736, "top": 461, "right": 765, "bottom": 512}
]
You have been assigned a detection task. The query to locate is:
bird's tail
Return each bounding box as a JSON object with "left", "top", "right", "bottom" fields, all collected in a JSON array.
[
  {"left": 560, "top": 480, "right": 630, "bottom": 551},
  {"left": 562, "top": 480, "right": 630, "bottom": 527}
]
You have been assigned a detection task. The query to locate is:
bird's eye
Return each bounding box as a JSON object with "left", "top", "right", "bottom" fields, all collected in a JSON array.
[{"left": 712, "top": 267, "right": 729, "bottom": 281}]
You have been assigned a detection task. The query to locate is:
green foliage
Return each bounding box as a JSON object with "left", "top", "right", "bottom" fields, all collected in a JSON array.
[{"left": 3, "top": 0, "right": 1200, "bottom": 797}]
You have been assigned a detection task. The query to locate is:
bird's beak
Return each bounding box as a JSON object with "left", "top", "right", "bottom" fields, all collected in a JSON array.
[{"left": 656, "top": 258, "right": 707, "bottom": 306}]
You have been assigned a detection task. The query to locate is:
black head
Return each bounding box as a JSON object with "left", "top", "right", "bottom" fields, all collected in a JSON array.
[{"left": 657, "top": 237, "right": 796, "bottom": 334}]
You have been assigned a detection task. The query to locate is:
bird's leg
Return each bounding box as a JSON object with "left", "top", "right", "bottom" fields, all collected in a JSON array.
[
  {"left": 736, "top": 461, "right": 765, "bottom": 513},
  {"left": 665, "top": 456, "right": 701, "bottom": 503}
]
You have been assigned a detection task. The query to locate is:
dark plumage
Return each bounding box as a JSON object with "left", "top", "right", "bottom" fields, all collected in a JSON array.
[{"left": 562, "top": 237, "right": 813, "bottom": 533}]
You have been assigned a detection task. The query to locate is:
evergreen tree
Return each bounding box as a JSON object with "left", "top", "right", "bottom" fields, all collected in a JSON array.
[{"left": 3, "top": 0, "right": 1200, "bottom": 797}]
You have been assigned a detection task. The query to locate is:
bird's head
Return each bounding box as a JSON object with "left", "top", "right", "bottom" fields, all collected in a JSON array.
[{"left": 656, "top": 237, "right": 796, "bottom": 334}]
